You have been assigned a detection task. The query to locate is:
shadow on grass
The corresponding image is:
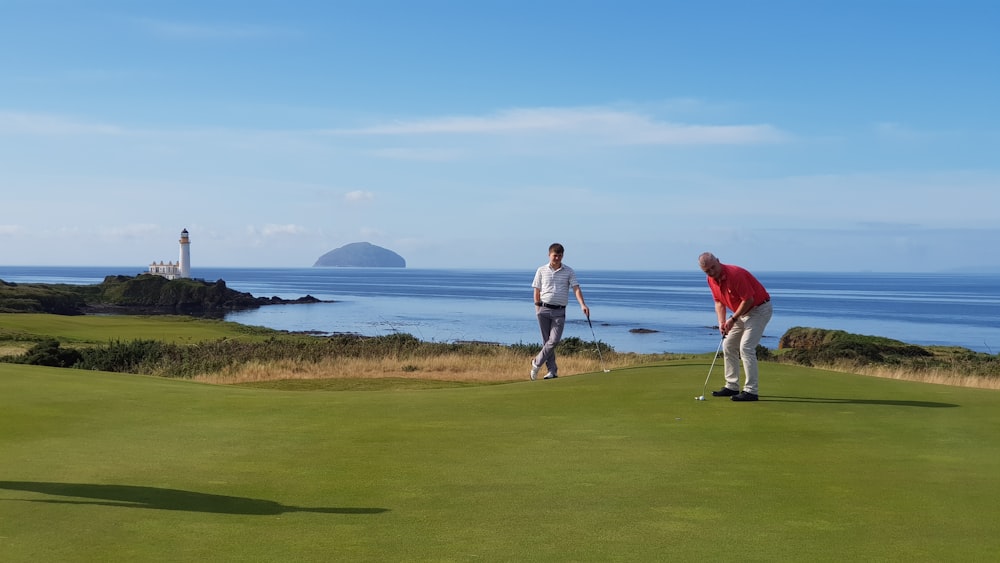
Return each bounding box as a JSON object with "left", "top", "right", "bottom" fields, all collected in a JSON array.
[
  {"left": 0, "top": 481, "right": 389, "bottom": 515},
  {"left": 761, "top": 396, "right": 958, "bottom": 408}
]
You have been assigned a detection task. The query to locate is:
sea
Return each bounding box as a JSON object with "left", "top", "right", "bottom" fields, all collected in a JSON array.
[{"left": 2, "top": 266, "right": 999, "bottom": 355}]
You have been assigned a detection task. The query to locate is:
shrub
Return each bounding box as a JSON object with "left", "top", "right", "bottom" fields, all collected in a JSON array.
[
  {"left": 17, "top": 339, "right": 83, "bottom": 368},
  {"left": 0, "top": 283, "right": 88, "bottom": 315},
  {"left": 76, "top": 339, "right": 169, "bottom": 373},
  {"left": 774, "top": 327, "right": 998, "bottom": 377},
  {"left": 755, "top": 345, "right": 772, "bottom": 361},
  {"left": 554, "top": 336, "right": 614, "bottom": 355}
]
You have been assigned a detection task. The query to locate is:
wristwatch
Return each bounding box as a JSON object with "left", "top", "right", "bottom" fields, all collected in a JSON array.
[{"left": 535, "top": 301, "right": 543, "bottom": 306}]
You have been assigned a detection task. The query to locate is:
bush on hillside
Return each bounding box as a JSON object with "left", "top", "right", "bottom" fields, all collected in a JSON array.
[
  {"left": 0, "top": 274, "right": 295, "bottom": 316},
  {"left": 773, "top": 327, "right": 999, "bottom": 374},
  {"left": 507, "top": 337, "right": 613, "bottom": 358},
  {"left": 0, "top": 282, "right": 89, "bottom": 315},
  {"left": 96, "top": 275, "right": 261, "bottom": 311},
  {"left": 15, "top": 339, "right": 83, "bottom": 367},
  {"left": 76, "top": 339, "right": 170, "bottom": 373},
  {"left": 1, "top": 332, "right": 619, "bottom": 378},
  {"left": 755, "top": 344, "right": 772, "bottom": 361}
]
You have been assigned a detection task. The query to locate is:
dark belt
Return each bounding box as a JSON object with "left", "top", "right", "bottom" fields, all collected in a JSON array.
[{"left": 541, "top": 302, "right": 565, "bottom": 309}]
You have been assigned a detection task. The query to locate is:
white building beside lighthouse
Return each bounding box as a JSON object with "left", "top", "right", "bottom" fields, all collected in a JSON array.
[{"left": 147, "top": 229, "right": 191, "bottom": 280}]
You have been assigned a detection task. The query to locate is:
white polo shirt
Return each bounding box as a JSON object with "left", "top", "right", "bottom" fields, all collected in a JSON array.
[{"left": 532, "top": 264, "right": 579, "bottom": 307}]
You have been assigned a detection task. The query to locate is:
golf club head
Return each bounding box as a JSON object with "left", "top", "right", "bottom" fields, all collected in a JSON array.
[
  {"left": 603, "top": 369, "right": 611, "bottom": 373},
  {"left": 695, "top": 395, "right": 705, "bottom": 401}
]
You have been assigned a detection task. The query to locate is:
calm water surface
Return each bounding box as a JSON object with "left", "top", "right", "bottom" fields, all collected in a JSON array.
[{"left": 2, "top": 266, "right": 998, "bottom": 354}]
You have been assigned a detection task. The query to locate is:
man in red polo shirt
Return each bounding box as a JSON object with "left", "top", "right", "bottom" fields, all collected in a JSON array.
[{"left": 698, "top": 252, "right": 773, "bottom": 402}]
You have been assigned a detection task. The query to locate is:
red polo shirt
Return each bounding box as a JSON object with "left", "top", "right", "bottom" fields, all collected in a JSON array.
[{"left": 707, "top": 264, "right": 770, "bottom": 312}]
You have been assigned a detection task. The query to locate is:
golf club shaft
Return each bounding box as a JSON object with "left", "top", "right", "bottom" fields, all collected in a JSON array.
[
  {"left": 701, "top": 336, "right": 725, "bottom": 397},
  {"left": 586, "top": 316, "right": 608, "bottom": 372}
]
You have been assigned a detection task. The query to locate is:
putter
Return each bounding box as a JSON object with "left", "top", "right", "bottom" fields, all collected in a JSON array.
[
  {"left": 696, "top": 336, "right": 725, "bottom": 401},
  {"left": 586, "top": 315, "right": 610, "bottom": 373}
]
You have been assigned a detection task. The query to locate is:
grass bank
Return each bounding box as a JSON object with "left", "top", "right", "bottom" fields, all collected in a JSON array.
[
  {"left": 0, "top": 313, "right": 274, "bottom": 346},
  {"left": 4, "top": 314, "right": 1000, "bottom": 390},
  {"left": 0, "top": 313, "right": 660, "bottom": 385}
]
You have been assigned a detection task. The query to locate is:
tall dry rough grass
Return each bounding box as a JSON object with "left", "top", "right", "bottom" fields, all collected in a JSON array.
[
  {"left": 0, "top": 344, "right": 27, "bottom": 357},
  {"left": 195, "top": 351, "right": 653, "bottom": 385},
  {"left": 197, "top": 354, "right": 1000, "bottom": 389},
  {"left": 812, "top": 360, "right": 1000, "bottom": 390}
]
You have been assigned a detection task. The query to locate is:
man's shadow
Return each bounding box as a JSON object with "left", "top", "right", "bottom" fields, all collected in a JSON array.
[
  {"left": 0, "top": 481, "right": 389, "bottom": 515},
  {"left": 760, "top": 396, "right": 958, "bottom": 408}
]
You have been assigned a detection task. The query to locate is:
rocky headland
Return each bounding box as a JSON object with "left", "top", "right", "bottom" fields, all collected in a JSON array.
[{"left": 0, "top": 274, "right": 328, "bottom": 316}]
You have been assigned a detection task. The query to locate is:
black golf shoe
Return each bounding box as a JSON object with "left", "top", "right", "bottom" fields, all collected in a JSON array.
[
  {"left": 711, "top": 387, "right": 739, "bottom": 397},
  {"left": 731, "top": 391, "right": 759, "bottom": 402}
]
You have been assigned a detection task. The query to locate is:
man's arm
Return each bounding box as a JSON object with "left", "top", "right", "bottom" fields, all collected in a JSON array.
[
  {"left": 574, "top": 286, "right": 590, "bottom": 318},
  {"left": 715, "top": 301, "right": 728, "bottom": 334},
  {"left": 729, "top": 297, "right": 755, "bottom": 320},
  {"left": 721, "top": 297, "right": 756, "bottom": 333}
]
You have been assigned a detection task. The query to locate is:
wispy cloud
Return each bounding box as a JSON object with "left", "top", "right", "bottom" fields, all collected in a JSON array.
[
  {"left": 136, "top": 18, "right": 295, "bottom": 40},
  {"left": 345, "top": 191, "right": 375, "bottom": 203},
  {"left": 364, "top": 147, "right": 465, "bottom": 161},
  {"left": 258, "top": 224, "right": 307, "bottom": 237},
  {"left": 874, "top": 122, "right": 940, "bottom": 142},
  {"left": 97, "top": 224, "right": 161, "bottom": 239},
  {"left": 0, "top": 225, "right": 25, "bottom": 236},
  {"left": 327, "top": 107, "right": 787, "bottom": 146},
  {"left": 733, "top": 170, "right": 1000, "bottom": 228},
  {"left": 0, "top": 106, "right": 784, "bottom": 151},
  {"left": 0, "top": 111, "right": 124, "bottom": 136}
]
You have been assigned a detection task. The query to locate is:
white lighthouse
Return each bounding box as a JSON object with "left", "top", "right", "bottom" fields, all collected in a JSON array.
[
  {"left": 147, "top": 228, "right": 192, "bottom": 280},
  {"left": 179, "top": 228, "right": 191, "bottom": 278}
]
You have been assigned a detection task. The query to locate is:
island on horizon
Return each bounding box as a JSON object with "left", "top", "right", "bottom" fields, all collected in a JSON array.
[{"left": 313, "top": 242, "right": 406, "bottom": 268}]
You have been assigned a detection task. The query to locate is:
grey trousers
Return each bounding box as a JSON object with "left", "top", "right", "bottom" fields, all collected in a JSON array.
[{"left": 533, "top": 307, "right": 566, "bottom": 375}]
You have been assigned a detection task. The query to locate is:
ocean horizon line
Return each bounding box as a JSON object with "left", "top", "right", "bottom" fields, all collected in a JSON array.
[
  {"left": 3, "top": 264, "right": 997, "bottom": 277},
  {"left": 2, "top": 265, "right": 999, "bottom": 354}
]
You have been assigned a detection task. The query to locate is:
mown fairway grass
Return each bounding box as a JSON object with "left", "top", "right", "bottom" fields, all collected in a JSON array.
[
  {"left": 0, "top": 313, "right": 274, "bottom": 347},
  {"left": 2, "top": 359, "right": 999, "bottom": 562}
]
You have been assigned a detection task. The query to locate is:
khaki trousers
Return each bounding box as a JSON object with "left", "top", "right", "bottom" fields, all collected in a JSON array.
[{"left": 723, "top": 300, "right": 773, "bottom": 395}]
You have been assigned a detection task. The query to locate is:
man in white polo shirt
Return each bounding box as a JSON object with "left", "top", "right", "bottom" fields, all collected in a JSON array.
[{"left": 530, "top": 243, "right": 590, "bottom": 380}]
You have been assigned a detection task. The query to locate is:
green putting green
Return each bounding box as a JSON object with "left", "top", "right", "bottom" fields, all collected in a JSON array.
[{"left": 2, "top": 361, "right": 998, "bottom": 561}]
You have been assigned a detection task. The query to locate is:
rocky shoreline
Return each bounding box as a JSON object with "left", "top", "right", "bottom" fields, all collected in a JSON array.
[{"left": 1, "top": 274, "right": 332, "bottom": 316}]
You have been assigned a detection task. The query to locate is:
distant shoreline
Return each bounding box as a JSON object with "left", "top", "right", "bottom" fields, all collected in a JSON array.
[{"left": 4, "top": 266, "right": 999, "bottom": 355}]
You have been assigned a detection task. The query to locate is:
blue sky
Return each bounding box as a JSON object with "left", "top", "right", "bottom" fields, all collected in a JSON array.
[{"left": 2, "top": 0, "right": 997, "bottom": 272}]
